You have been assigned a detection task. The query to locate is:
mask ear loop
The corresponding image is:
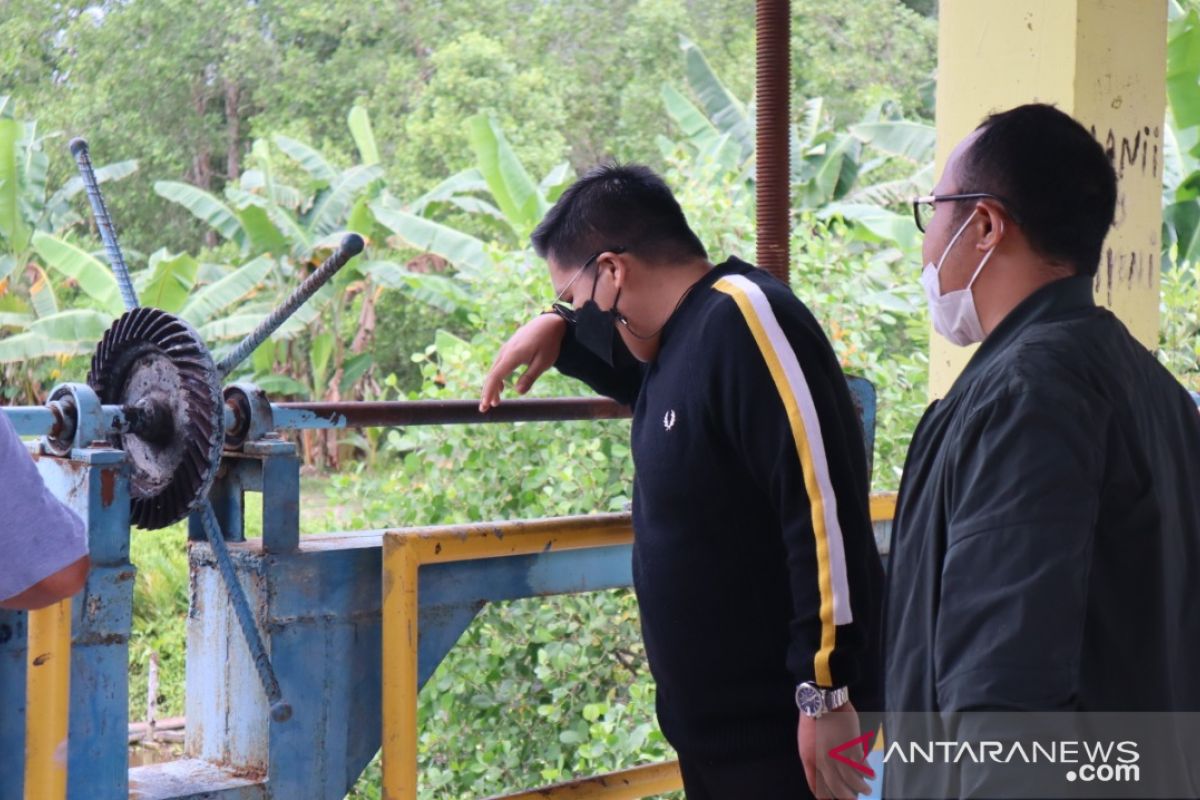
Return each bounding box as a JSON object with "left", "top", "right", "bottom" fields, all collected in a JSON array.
[
  {"left": 588, "top": 265, "right": 603, "bottom": 303},
  {"left": 935, "top": 211, "right": 977, "bottom": 274},
  {"left": 965, "top": 219, "right": 1004, "bottom": 291}
]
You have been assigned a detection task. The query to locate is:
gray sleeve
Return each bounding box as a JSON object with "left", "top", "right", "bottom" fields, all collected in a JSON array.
[{"left": 0, "top": 411, "right": 89, "bottom": 602}]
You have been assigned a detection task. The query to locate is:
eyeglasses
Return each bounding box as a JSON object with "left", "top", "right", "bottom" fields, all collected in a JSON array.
[
  {"left": 911, "top": 193, "right": 1014, "bottom": 233},
  {"left": 551, "top": 252, "right": 602, "bottom": 307},
  {"left": 549, "top": 247, "right": 626, "bottom": 307}
]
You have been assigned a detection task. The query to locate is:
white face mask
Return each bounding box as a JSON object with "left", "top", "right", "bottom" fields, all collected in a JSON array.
[{"left": 920, "top": 212, "right": 1002, "bottom": 346}]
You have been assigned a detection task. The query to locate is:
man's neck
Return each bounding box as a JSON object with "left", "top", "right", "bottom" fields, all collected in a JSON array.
[
  {"left": 978, "top": 258, "right": 1073, "bottom": 337},
  {"left": 638, "top": 258, "right": 714, "bottom": 335},
  {"left": 618, "top": 258, "right": 714, "bottom": 361}
]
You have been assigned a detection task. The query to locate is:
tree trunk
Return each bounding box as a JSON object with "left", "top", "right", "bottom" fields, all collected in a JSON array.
[
  {"left": 224, "top": 80, "right": 241, "bottom": 182},
  {"left": 350, "top": 285, "right": 378, "bottom": 357},
  {"left": 188, "top": 82, "right": 217, "bottom": 248}
]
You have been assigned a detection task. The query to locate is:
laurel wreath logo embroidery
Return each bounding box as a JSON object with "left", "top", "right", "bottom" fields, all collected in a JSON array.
[{"left": 663, "top": 410, "right": 676, "bottom": 431}]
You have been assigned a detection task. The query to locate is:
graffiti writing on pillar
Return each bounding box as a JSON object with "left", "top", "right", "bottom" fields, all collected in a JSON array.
[
  {"left": 1089, "top": 123, "right": 1162, "bottom": 181},
  {"left": 1085, "top": 123, "right": 1162, "bottom": 302},
  {"left": 1088, "top": 123, "right": 1161, "bottom": 231},
  {"left": 1094, "top": 247, "right": 1158, "bottom": 306}
]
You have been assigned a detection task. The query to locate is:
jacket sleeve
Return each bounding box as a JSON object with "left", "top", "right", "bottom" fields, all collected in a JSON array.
[
  {"left": 552, "top": 314, "right": 644, "bottom": 406},
  {"left": 935, "top": 386, "right": 1103, "bottom": 712},
  {"left": 706, "top": 280, "right": 878, "bottom": 691}
]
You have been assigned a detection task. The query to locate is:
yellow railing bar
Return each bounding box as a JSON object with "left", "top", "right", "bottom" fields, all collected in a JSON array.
[
  {"left": 385, "top": 513, "right": 635, "bottom": 565},
  {"left": 382, "top": 514, "right": 635, "bottom": 800},
  {"left": 382, "top": 495, "right": 898, "bottom": 800},
  {"left": 25, "top": 598, "right": 72, "bottom": 800},
  {"left": 485, "top": 760, "right": 683, "bottom": 799},
  {"left": 870, "top": 492, "right": 897, "bottom": 523}
]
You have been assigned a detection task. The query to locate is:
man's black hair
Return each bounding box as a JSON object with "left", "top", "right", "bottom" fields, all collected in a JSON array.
[
  {"left": 958, "top": 103, "right": 1117, "bottom": 277},
  {"left": 530, "top": 163, "right": 707, "bottom": 268}
]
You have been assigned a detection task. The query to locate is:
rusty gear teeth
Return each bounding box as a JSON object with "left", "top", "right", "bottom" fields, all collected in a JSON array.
[{"left": 89, "top": 307, "right": 223, "bottom": 529}]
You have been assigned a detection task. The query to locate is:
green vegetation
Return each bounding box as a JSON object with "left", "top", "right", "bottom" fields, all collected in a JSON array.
[{"left": 2, "top": 1, "right": 1197, "bottom": 798}]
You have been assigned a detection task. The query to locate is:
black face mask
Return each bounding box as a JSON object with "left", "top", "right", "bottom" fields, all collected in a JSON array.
[{"left": 574, "top": 268, "right": 622, "bottom": 366}]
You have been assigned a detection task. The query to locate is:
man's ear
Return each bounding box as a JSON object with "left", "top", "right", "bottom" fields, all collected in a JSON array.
[
  {"left": 975, "top": 201, "right": 1007, "bottom": 251},
  {"left": 601, "top": 250, "right": 629, "bottom": 292}
]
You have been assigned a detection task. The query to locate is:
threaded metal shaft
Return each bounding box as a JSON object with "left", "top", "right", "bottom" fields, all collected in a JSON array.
[{"left": 70, "top": 138, "right": 139, "bottom": 312}]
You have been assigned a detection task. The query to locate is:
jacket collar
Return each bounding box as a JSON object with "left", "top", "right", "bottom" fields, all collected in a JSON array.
[{"left": 946, "top": 274, "right": 1096, "bottom": 399}]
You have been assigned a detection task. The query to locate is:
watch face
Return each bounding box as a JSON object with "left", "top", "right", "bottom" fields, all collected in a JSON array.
[{"left": 796, "top": 683, "right": 825, "bottom": 716}]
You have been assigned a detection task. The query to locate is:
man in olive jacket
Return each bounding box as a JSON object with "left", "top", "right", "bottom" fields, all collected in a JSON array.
[{"left": 885, "top": 104, "right": 1200, "bottom": 798}]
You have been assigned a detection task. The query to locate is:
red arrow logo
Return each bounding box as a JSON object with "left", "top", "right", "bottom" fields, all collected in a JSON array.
[{"left": 829, "top": 731, "right": 876, "bottom": 779}]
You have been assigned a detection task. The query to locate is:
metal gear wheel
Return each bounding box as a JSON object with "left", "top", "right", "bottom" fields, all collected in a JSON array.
[{"left": 88, "top": 307, "right": 223, "bottom": 529}]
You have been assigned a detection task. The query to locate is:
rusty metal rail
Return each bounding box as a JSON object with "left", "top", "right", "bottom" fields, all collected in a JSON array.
[
  {"left": 271, "top": 398, "right": 631, "bottom": 430},
  {"left": 8, "top": 397, "right": 630, "bottom": 441}
]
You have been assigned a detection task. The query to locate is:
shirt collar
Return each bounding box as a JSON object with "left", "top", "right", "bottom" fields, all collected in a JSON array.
[{"left": 946, "top": 274, "right": 1096, "bottom": 398}]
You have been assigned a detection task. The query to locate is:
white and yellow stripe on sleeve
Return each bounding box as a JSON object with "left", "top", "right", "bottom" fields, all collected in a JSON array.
[{"left": 714, "top": 274, "right": 852, "bottom": 686}]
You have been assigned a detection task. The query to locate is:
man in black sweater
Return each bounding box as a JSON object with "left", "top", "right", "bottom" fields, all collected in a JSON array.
[{"left": 480, "top": 165, "right": 884, "bottom": 799}]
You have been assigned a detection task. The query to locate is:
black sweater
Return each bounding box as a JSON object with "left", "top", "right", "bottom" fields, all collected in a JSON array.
[{"left": 555, "top": 257, "right": 883, "bottom": 757}]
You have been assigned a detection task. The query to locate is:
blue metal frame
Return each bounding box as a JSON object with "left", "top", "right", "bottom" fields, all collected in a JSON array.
[
  {"left": 0, "top": 375, "right": 880, "bottom": 799},
  {"left": 0, "top": 444, "right": 132, "bottom": 800}
]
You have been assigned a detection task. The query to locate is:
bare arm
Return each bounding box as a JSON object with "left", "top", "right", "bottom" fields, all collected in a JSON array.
[{"left": 0, "top": 555, "right": 90, "bottom": 610}]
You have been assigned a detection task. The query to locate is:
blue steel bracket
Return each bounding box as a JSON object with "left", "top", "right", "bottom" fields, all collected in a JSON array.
[
  {"left": 188, "top": 439, "right": 299, "bottom": 554},
  {"left": 223, "top": 382, "right": 275, "bottom": 450},
  {"left": 0, "top": 445, "right": 133, "bottom": 800},
  {"left": 40, "top": 383, "right": 106, "bottom": 457}
]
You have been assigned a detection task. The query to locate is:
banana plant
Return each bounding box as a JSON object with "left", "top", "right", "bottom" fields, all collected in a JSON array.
[
  {"left": 656, "top": 38, "right": 864, "bottom": 210},
  {"left": 152, "top": 105, "right": 463, "bottom": 421},
  {"left": 658, "top": 37, "right": 754, "bottom": 177},
  {"left": 0, "top": 103, "right": 274, "bottom": 367},
  {"left": 793, "top": 100, "right": 863, "bottom": 210},
  {"left": 0, "top": 97, "right": 139, "bottom": 280},
  {"left": 847, "top": 114, "right": 935, "bottom": 207},
  {"left": 651, "top": 38, "right": 932, "bottom": 254},
  {"left": 154, "top": 129, "right": 383, "bottom": 261},
  {"left": 816, "top": 104, "right": 935, "bottom": 255},
  {"left": 0, "top": 247, "right": 274, "bottom": 364},
  {"left": 0, "top": 96, "right": 141, "bottom": 387},
  {"left": 379, "top": 114, "right": 572, "bottom": 253},
  {"left": 1162, "top": 5, "right": 1200, "bottom": 268}
]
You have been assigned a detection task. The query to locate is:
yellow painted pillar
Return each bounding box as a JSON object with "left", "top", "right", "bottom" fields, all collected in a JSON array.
[
  {"left": 931, "top": 0, "right": 1166, "bottom": 397},
  {"left": 25, "top": 599, "right": 72, "bottom": 800}
]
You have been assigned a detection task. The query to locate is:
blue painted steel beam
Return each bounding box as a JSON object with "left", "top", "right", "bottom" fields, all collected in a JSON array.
[
  {"left": 1, "top": 403, "right": 144, "bottom": 443},
  {"left": 0, "top": 446, "right": 133, "bottom": 800},
  {"left": 3, "top": 406, "right": 58, "bottom": 437},
  {"left": 0, "top": 609, "right": 28, "bottom": 800}
]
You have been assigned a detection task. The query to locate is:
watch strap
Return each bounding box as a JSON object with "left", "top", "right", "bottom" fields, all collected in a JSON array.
[{"left": 795, "top": 682, "right": 850, "bottom": 717}]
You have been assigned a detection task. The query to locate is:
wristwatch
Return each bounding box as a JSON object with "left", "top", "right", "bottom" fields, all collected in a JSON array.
[{"left": 795, "top": 682, "right": 849, "bottom": 718}]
